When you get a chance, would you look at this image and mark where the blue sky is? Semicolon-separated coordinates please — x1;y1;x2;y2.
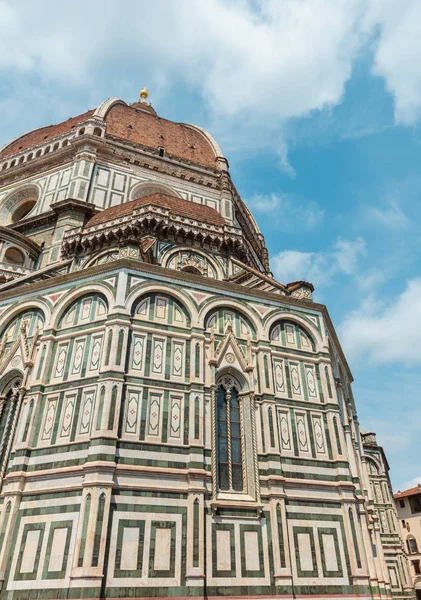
1;0;420;491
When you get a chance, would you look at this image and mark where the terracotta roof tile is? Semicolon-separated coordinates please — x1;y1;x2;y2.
0;109;95;159
105;104;217;168
85;193;226;228
395;485;421;499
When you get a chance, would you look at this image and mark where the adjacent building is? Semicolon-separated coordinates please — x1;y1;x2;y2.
395;486;421;598
0;90;413;599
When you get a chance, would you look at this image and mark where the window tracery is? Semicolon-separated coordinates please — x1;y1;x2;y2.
216;375;244;492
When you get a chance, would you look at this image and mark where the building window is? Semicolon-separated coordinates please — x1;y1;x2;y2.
410;494;421;514
413;560;421;575
216;377;243;492
402;520;406;528
407;536;418;554
400;498;405;508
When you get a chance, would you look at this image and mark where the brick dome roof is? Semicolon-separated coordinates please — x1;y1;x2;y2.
0;98;223;169
0;110;95;160
105;103;219;168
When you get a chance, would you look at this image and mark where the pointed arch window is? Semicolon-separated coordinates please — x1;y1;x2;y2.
217;376;244;492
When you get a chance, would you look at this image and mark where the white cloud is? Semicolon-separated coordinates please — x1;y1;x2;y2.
366;201;411;229
271;236;366;286
0;0;368;145
367;0;421;125
246;193;324;230
0;0;421;159
340;278;421;365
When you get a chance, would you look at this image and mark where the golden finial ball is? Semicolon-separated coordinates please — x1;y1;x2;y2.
140;88;149;100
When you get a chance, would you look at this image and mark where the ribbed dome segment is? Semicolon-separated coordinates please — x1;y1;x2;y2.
105;104;218;168
0;109;95;159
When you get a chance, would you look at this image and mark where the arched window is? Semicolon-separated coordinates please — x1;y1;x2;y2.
216;375;244;492
3;247;25;266
0;376;22;480
349;508;362;568
78;494;91;567
268;406;275;448
10;199;36;223
263;355;270;388
333;416;342;455
195;342;201;378
92;493;106;567
193;498;200;567
325;366;333;398
407;536;418;554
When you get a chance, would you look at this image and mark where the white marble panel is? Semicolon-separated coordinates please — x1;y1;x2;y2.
154;527;171;571
216;529;231;571
48;527;67;572
20;530;40;573
244;531;259;571
121;527;139;570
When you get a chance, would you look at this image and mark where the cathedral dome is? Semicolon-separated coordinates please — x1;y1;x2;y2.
0;97;224;170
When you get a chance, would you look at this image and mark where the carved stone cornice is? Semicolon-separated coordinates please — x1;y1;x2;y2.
61;204;250;263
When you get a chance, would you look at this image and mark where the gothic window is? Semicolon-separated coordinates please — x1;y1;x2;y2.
349;508;362;568
325;366;333;398
263;355;270;388
108;386;118;430
270;320;315;352
105;330;113;366
333;416;342;455
78;494;91;567
195;342;201;378
216;376;244;492
268;407;275;448
92;493;106;567
0;378;22;472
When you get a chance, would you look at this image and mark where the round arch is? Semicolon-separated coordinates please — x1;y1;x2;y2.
0;300;49;337
264;311;324;351
366;455;382;475
50;285;113;329
160;246;224;280
81;249;120;269
199;298;261;338
130;181;181;201
3;246;25;266
126;282;198;324
0;185;40;225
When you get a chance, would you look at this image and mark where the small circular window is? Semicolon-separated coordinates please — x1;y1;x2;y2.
4;247;25;266
10;199;36;223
